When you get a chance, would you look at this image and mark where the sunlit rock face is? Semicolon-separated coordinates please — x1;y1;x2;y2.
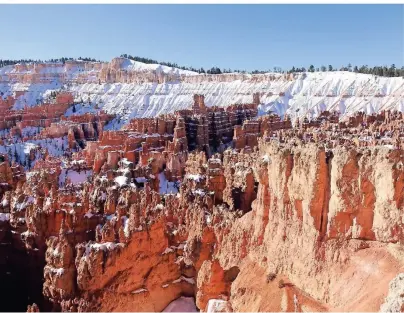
0;58;403;312
3;138;403;312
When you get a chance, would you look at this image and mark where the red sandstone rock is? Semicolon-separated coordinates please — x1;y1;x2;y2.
0;87;403;313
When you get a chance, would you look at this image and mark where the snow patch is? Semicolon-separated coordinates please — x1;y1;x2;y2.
380;273;404;312
65;170;92;185
14;196;34;211
131;288;148;294
185;174;204;182
0;213;10;222
83;242;125;259
122;216;130;238
47;266;65;277
84;211;94;219
159;172;179;195
207;299;227;313
114;175;129;187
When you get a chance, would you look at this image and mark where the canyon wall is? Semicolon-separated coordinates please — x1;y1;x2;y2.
0;58;403;312
0;137;402;312
1;58;403;127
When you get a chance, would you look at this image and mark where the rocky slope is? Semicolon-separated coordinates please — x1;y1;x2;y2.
0;58;403;312
1;57;403;130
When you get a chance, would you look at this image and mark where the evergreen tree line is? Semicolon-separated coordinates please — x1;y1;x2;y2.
0;57;100;67
288;63;403;77
1;55;403;78
121;55;403;78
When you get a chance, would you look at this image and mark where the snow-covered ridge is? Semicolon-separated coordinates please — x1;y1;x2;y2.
0;58;403;128
119;58;198;76
0;57;199;77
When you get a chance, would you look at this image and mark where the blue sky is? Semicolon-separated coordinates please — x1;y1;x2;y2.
0;4;403;71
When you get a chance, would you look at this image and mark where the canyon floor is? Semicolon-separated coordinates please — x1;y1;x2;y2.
0;58;403;312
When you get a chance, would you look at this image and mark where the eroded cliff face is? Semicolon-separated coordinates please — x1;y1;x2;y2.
1;139;402;312
212;143;404;312
1;58;404;124
0;83;402;312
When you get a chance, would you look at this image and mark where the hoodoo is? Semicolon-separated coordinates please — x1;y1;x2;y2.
0;58;402;312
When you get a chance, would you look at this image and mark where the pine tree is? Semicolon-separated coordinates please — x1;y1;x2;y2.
390;64;396;77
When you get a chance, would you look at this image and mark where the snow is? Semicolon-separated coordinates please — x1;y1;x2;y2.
135;177;147;183
120;158;133;167
205;214;212;225
114;175;129;187
71;160;86;165
31;137;68;156
380;273;404;312
2;65;403;131
46;266;65;277
72;72;404;125
66;170;92;185
262;154;271;163
84;211;94;219
14;196;34;211
193;189;206;196
153;203;164;211
21;230;36;237
210;158;221;164
88;242;123;251
21;126;42;138
185;174;204;182
294;294;299;312
26;171;38;180
0;136;70;169
0;213;10;222
131;288;148;294
162;297;198;312
122;216;130;237
59;169;92;186
117;58;198;76
159;172;179;195
52;247;60;257
44;197;52;206
100;191;107;201
83;242;125;260
64;102;100;117
206;299;227;313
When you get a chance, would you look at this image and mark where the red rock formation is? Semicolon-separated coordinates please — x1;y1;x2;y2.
0;88;402;313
